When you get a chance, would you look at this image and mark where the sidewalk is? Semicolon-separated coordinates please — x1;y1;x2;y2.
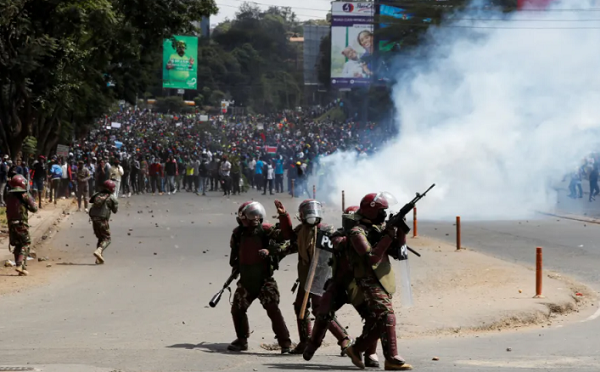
1;198;77;264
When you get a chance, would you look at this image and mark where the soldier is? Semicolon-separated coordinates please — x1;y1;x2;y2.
5;175;38;276
228;200;293;353
76;160;91;212
302;206;380;367
344;192;412;371
277;199;351;355
89;180;119;265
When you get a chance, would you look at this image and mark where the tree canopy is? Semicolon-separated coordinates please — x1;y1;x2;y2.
0;0;217;157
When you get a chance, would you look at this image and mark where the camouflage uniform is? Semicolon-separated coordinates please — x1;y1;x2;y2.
5;192;38;273
345;220;411;370
89;191;118;256
228;215;292;351
279;221;350;354
303;231;378;363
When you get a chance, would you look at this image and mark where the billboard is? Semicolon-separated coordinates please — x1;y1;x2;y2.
330;2;374;89
374;4;432;83
162;35;198;90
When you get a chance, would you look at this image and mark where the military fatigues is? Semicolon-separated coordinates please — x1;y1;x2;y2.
279;221;350;354
345;221;411;370
89;192;118;258
228;217;292;351
5;192;38;274
304;231;378;363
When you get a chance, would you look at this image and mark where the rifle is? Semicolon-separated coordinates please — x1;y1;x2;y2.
386;184;436;256
209;267;239;308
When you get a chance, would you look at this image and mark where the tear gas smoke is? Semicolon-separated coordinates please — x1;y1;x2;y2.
324;0;600;220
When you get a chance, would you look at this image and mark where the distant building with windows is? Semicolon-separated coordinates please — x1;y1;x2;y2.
303;25;329;106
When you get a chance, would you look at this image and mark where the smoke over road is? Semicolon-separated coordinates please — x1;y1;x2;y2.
324;0;600;219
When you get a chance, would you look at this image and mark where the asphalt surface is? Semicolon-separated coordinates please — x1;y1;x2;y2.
1;190;600;372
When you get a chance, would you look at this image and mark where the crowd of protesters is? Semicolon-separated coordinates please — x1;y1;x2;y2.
0;101;397;209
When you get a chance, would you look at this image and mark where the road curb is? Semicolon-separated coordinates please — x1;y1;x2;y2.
536;210;600;225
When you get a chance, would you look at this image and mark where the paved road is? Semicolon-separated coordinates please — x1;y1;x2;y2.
1;191;600;372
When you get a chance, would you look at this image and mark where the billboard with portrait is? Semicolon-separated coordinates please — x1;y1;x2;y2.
162;35;198;90
330;2;374;89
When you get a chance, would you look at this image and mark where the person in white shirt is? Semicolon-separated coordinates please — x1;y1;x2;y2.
248;158;256;189
219;156;232;196
109;159;124;198
60;159;69;199
263;161;275;196
341;47;366;78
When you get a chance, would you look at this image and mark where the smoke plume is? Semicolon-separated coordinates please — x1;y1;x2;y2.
324;0;600;219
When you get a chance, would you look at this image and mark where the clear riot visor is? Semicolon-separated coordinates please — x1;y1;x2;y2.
301;200;323;220
241;202;266;221
374;191;398;207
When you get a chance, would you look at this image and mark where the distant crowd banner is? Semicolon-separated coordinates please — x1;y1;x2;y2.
56;144;69;158
330;2;374;89
162;35;198;90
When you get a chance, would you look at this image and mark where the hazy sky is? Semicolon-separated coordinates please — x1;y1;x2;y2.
212;0;330;25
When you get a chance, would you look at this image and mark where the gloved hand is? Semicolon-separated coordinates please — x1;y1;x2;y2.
258;249;269;258
274;200;286;214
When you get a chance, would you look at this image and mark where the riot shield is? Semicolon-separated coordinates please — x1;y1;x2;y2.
304;226;335;296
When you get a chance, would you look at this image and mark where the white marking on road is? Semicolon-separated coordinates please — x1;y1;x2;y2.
581;305;600;322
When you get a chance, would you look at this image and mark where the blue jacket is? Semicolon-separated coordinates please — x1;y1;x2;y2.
50;164;63;179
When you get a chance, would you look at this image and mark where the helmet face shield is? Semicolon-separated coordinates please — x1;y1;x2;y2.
299;200;323;223
239;202;266;222
373;191;398;207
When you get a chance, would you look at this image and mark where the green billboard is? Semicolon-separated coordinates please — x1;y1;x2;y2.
162;35;198;90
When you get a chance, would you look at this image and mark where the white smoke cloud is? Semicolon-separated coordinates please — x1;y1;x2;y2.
324;0;600;219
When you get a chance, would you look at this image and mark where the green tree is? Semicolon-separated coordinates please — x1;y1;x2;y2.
0;0;218;157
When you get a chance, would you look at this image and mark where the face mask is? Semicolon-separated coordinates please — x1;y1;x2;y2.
374;210;387;224
305;217;317;225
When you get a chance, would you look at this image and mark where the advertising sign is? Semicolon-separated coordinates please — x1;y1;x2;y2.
162;35;198;90
330;2;374;89
56;144;70;158
374;4;431;83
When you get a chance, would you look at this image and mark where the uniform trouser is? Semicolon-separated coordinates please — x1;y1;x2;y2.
294;287;349;348
9;222;31;268
92;219;111;252
77;182;89;209
275;174;284;193
352;276;400;362
306;279;376;356
231;278;291;348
